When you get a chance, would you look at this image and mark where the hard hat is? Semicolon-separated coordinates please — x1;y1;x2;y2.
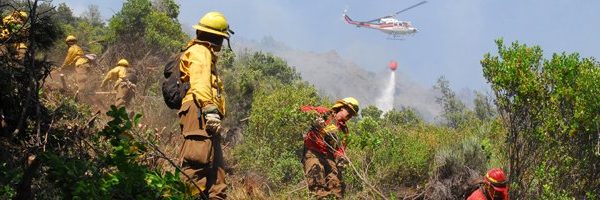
193;11;230;38
17;43;27;49
1;29;9;39
332;97;360;116
117;59;129;67
19;11;28;19
2;15;15;24
484;168;509;198
65;35;77;42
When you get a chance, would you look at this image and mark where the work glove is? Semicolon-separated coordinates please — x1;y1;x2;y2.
205;113;222;134
313;117;326;130
336;156;349;169
323;130;340;150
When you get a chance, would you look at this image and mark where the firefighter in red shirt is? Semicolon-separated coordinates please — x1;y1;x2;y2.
467;168;509;200
301;97;359;199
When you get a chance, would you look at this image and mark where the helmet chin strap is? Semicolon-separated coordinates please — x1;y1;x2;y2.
202;38;231;51
195;40;223;52
225;29;234;50
225;38;232;50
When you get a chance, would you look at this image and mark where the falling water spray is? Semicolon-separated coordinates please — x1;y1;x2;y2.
376;61;398;113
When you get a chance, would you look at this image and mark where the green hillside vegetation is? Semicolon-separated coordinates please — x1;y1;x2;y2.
1;1;599;199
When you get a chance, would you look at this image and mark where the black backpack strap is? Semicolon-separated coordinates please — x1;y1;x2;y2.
480;184;493;200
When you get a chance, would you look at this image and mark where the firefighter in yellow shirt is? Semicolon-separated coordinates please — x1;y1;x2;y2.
101;59;135;108
60;35;90;93
0;11;28;63
177;11;233;199
14;43;27;62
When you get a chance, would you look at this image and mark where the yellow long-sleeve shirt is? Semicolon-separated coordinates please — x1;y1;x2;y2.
62;44;88;68
101;66;128;90
179;40;225;116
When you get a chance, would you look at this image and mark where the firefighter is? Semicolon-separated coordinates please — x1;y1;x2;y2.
0;11;28;63
301;97;360;199
467;168;509;200
177;11;233;199
14;42;27;62
100;59;135;108
0;11;28;41
60;35;90;93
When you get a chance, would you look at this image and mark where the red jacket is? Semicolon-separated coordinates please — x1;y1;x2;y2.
467;185;508;200
466;188;487;200
301;106;348;159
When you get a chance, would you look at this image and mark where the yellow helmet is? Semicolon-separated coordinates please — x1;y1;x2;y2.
332;97;360;116
17;43;27;49
117;59;129;67
65;35;77;42
19;11;28;19
193;11;230;38
2;15;15;24
0;29;9;39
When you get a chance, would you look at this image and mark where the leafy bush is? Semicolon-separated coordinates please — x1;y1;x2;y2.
481;39;600;198
345;117;433;194
0;162;21;199
222;51;302;128
108;0;187;54
361;105;383;119
42;107;190;199
423;136;487;199
434;76;475;128
382;107;424;126
234;82;323;188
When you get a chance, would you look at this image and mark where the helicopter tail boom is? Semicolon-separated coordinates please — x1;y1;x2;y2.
343;13;361;26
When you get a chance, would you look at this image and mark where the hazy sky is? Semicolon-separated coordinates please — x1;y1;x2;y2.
55;0;600;91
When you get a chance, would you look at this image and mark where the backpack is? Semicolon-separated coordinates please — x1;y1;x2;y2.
84;53;97;63
162;53;190;109
81;46;97;65
125;68;138;84
462;181;484;199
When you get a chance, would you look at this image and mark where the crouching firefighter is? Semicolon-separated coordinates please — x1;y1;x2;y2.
100;59;136;108
301;97;360;199
467;168;509;200
162;11;233;200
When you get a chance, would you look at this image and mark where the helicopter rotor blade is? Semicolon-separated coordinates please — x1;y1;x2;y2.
364;1;427;23
365;18;383;23
392;1;427;17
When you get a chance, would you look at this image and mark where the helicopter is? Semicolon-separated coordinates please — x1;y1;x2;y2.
343;1;427;39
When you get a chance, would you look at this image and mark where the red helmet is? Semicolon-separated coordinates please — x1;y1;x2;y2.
484;168;509;200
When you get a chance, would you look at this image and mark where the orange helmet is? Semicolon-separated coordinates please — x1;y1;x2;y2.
484;168;509;200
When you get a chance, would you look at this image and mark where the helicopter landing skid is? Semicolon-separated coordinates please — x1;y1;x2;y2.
387;36;405;40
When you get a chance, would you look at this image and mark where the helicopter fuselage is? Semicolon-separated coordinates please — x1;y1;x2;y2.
347;16;418;35
342;1;426;37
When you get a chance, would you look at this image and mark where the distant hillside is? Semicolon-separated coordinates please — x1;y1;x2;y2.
233;36;441;120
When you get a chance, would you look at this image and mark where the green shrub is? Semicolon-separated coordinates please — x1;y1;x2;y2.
0;162;21;199
345;117;434;193
481;39;600;198
234;82;323;188
42;106;190;199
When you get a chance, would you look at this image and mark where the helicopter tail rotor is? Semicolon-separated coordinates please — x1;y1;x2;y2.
342;6;354;23
342;6;349;17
